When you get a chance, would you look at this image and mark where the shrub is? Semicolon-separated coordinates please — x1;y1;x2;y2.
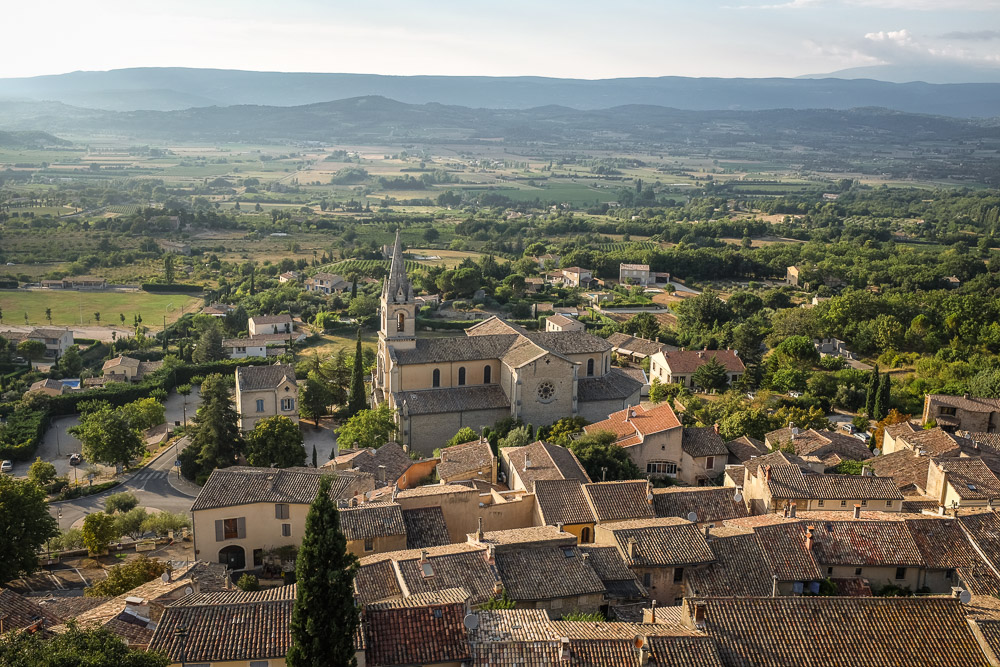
28;457;57;486
141;511;191;536
85;555;168;597
237;573;261;592
105;491;139;514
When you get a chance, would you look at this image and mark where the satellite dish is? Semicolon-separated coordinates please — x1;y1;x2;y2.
687;511;698;522
733;491;744;503
633;634;645;649
960;590;972;605
184;586;194;596
463;613;480;630
160;572;170;583
873;448;882;456
646;493;654;502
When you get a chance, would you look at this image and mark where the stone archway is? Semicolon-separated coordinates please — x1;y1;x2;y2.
219;544;245;570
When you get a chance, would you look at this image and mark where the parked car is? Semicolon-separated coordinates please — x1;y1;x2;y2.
841;423;858;434
1;460;12;473
853;432;871;443
69;453;82;466
788;391;802;398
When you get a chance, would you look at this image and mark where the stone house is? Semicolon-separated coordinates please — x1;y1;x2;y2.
248;313;294;336
235;363;298;431
619;263;651;286
437;438;496;485
649;349;745;389
923;394;1000;433
500;440;591;493
584;403;684;480
545;314;585;332
101;355;163;383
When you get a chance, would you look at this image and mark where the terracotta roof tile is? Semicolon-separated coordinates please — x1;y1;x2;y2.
687;533;775;597
0;589;61;632
934;457;1000;500
603;518;714;567
808;520;924;567
865;450;930;492
364;600;470;666
438;438;494;482
402;507;451;550
752;522;824;582
905;517;988;569
393;384;511;415
191;466;373;511
534;479;597;526
578;546;647;601
682;427;730;458
725;435;769;463
652;486;749;523
657;349;745;374
583;480;656;522
585;403;681;442
340;503;406;541
505;441;591;486
235;363;296;391
493;547;606;601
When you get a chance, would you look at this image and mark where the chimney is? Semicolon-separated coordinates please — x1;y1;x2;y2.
805;525;815;551
939;505;947;516
402;443;410;454
627;538;638;560
783;504;789;518
559;637;571;661
350;497;359;508
378;464;387;484
638;644;651;666
476;517;484;542
493;580;503;596
556;522;564;533
713;423;720;435
789;503;797;518
692;601;707;630
524;455;532;471
853;504;861;519
964;393;971;400
420;549;429;564
861;465;871;477
484;544;495;564
704;524;712;540
772;574;779;598
649;599;657;623
764;465;772;483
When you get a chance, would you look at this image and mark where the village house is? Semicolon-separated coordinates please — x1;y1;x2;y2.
222;338;269;359
606;332;677;366
619;263;651;286
248;313;294;336
3;327;75;359
340;502;408;556
304;271;351;295
101;355;163;383
202;302;234;317
324;441;435;491
582;480;656;525
436;437;496;485
25;378;68;397
532;479;597;543
363;590;471;667
584;402;685;481
373;233;643;454
234;363;299;430
190;466;375;571
532;253;561;270
544;313;585;332
923;393;1000;433
560;266;593;288
881;423;968;456
651;486;750;525
500;439;591;492
649;349;745;389
278;270;300;283
786;265;802;287
764;425;873;468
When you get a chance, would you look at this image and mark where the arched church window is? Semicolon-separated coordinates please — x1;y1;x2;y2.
484;365;492;383
458;367;466;386
397;312;405;332
587;358;595;376
432;369;440;388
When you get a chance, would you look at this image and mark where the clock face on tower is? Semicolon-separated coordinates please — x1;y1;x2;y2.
537;381;556;403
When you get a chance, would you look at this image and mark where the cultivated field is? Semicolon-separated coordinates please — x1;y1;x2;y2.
0;290;202;328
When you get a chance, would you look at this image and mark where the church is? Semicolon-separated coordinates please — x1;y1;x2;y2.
373;233;643;455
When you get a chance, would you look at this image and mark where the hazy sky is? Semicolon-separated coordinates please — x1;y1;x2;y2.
3;0;999;79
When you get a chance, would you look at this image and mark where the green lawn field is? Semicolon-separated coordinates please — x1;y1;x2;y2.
0;290;202;328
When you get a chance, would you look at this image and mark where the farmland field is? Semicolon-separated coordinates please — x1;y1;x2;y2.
0;290;202;328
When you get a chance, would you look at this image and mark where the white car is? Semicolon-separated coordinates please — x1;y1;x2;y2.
788;391;802;398
0;460;12;473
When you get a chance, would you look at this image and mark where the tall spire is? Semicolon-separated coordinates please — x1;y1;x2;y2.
382;229;412;303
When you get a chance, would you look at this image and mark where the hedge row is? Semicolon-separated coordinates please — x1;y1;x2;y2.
141;283;203;293
0;279;18;289
0;407;50;461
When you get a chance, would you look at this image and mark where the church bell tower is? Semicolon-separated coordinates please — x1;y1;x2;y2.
379;230;416;351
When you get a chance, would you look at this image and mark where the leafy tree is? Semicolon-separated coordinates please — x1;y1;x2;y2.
692;356;729;392
94;312;101;324
60;344;84;375
833;460;866;475
538;417;588;447
141;511;191;537
0;475;58;584
718;407;776;442
120;397;166;431
16;339;46;362
114;507;149;541
774;335;820;367
649;377;668;404
479;589;516;610
193;321;225;363
85;554;166;597
70;407;145;470
347;330;367;415
969;369;1000;398
184;373;244;482
164;253;175;284
82;512;119;554
0;624;169;666
872;409;910;452
287;476;360;667
45;307;52;323
237;573;261;592
499;425;532;448
622;312;660;340
105;491;139;514
336;404;396;451
568;431;641;482
445;426;479;448
299;375;332;427
771;405;831;433
865;364;880;417
246;416;306;468
27;457;57;487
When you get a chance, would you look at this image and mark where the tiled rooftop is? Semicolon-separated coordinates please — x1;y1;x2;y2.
437;438;493;482
339;502;406;541
505;440;591;486
603;517;715;567
191;466;373;511
583;480;656;522
534;479;597;526
652;486;749;524
402;506;451;549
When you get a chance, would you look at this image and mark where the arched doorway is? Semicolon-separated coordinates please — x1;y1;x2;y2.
581;527;591;543
219;545;245;570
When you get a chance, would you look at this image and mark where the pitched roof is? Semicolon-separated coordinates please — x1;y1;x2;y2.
578;546;647;601
682;427;729;458
765;427;873;463
394;385;510;415
191;466;372;511
898;427;966;456
725;435;769;463
687;533;775;597
437;438;493;482
934;457;1000;500
751;522;824;582
656;349;745;374
652;487;750;523
396;484;477;499
864;449;930;492
603;518;715;567
149;597;294;663
958;512;1000;572
646;636;726;667
576;367;644;402
506;441;591;486
585;402;682;443
808;520;924;567
339;503;406;541
905;517;990;570
103;355;140;371
333;442;414;485
606;332;674;358
534;479;596;526
0;589;61;631
493;547;606;601
359;545;501;606
583;480;656;522
235;363;296;391
364;599;470;667
928;393;1000;414
392;334;520;365
402;507;452;550
688;596;989;667
249;313;293;325
762;466;904;502
546;314;576;327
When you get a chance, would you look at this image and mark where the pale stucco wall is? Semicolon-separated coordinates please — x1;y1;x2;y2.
516;354;576;428
398;359;497;391
237;378;299;431
193;501;309;567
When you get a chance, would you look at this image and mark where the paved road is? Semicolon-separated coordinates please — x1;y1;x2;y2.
51;438;200;532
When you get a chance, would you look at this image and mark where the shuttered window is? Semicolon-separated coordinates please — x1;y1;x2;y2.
215;518;245;541
275;504;289;519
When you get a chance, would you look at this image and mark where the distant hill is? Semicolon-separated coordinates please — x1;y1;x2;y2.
800;63;1000;85
0;67;999;117
0;130;69;148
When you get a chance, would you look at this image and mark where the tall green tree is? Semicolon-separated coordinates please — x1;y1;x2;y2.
692;356;729;392
865;364;880;417
70;406;146;470
347;329;367;415
287;475;360;667
60;344;84;375
299;375;332;428
16;339;46;363
336;404;396;451
164;253;176;284
246;416;306;468
185;374;244;481
193;321;225;363
312;444;318;468
82;512;118;554
0;475;58;584
874;372;891;421
568;431;641;482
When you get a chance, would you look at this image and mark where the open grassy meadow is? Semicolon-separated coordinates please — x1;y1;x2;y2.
0;290;202;328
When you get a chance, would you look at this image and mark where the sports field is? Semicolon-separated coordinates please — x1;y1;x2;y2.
0;290;202;328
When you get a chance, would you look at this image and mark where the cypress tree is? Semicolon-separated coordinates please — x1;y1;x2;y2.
189;374;244;479
347;329;367;416
865;364;880;417
312;444;318;469
287;476;359;667
874;372;891;421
